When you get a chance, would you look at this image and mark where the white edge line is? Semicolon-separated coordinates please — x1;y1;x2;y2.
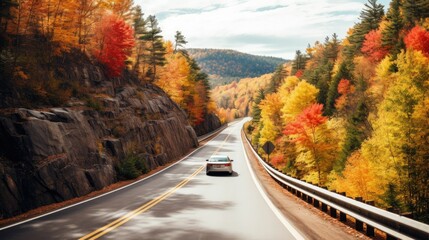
241;129;305;240
0;127;227;231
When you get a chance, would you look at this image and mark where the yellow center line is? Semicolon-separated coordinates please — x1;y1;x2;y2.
79;165;205;240
212;130;232;156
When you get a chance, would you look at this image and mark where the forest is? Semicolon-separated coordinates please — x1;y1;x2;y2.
0;0;213;127
244;0;429;222
187;48;287;86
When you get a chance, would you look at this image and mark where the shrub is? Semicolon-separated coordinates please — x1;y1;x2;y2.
117;154;148;180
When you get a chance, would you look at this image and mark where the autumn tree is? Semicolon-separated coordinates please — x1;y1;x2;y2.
284;104;335;184
108;0;134;21
93;14;135;77
141;15;166;82
404;25;429;57
259;93;282;149
156;41;212;126
345;0;384;56
359;50;429;219
0;0;18;36
281;79;319;123
76;0;102;49
362;29;389;62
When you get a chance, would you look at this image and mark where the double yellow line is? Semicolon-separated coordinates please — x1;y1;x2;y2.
79;165;205;240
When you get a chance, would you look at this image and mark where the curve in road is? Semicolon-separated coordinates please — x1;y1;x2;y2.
0;119;304;240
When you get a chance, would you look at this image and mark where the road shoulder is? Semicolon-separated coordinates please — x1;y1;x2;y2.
241;130;371;240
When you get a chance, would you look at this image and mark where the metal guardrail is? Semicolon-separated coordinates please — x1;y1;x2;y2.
242;128;429;240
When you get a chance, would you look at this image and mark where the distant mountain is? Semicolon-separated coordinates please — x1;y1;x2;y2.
187;48;289;86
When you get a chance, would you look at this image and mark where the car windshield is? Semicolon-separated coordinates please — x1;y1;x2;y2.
209;156;229;162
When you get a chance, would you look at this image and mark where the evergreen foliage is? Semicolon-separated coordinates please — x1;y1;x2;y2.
382;0;404;57
117;154;148;180
325;62;351;116
266;64;288;93
141;15;166;82
251;89;265;123
174;31;187;52
402;0;429;26
345;0;385;57
291;50;306;75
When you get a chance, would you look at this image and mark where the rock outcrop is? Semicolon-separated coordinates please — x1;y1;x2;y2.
193;113;222;137
0;52;199;219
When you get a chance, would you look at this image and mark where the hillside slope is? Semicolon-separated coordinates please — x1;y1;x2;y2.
0;51;200;219
187;48;288;86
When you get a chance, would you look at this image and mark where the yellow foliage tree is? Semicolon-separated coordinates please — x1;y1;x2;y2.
281;80;319;124
258;93;282;149
358;50;429;213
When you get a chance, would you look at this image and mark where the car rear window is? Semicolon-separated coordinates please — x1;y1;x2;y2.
209;156;228;162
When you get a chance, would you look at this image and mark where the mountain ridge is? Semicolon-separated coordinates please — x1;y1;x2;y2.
187;48;289;86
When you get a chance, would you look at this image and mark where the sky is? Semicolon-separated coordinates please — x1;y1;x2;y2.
134;0;391;59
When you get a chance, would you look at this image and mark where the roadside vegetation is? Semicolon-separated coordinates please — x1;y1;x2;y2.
243;0;429;222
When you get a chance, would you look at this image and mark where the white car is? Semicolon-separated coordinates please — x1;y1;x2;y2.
206;155;234;175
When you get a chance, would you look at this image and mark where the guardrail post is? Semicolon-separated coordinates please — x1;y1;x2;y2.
321;203;328;212
313;199;320;208
365;201;375;236
386;234;398;240
301;193;307;201
339;192;347;222
307;196;313;204
355;197;364;231
330;206;337;218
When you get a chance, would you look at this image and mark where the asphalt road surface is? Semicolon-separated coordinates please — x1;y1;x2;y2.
0;119;305;240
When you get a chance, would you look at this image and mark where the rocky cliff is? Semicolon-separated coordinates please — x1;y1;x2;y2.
193;113;222;137
0;52;199;219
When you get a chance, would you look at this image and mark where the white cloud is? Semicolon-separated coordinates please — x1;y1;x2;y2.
135;0;390;59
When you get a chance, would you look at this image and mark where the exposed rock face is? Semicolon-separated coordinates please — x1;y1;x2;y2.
193;113;222;136
0;55;199;219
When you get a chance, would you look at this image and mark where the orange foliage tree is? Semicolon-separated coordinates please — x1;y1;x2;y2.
335;79;351;110
93;14;134;77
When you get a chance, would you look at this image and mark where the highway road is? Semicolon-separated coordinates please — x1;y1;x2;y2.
0;119;305;240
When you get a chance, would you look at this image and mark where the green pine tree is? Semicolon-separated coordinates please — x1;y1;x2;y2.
403;0;429;26
141;15;166;82
382;0;404;57
132;6;147;73
174;31;188;52
345;0;385;57
267;64;287;93
335;101;368;172
325;62;351;116
291;50;306;75
251;89;265;123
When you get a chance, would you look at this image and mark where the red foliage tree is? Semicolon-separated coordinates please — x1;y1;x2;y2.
94;14;135;77
270;154;285;167
361;29;389;62
295;69;303;78
404;26;429;57
283;103;327;144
